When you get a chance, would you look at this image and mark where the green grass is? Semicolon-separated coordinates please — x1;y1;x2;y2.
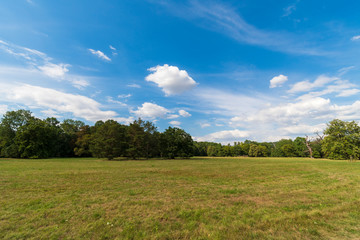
1;157;360;239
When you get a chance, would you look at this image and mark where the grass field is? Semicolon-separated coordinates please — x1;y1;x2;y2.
1;157;360;239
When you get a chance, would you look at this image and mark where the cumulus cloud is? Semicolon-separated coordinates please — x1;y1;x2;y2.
194;129;250;143
146;64;197;96
270;74;288;88
351;35;360;41
288;75;338;94
88;49;111;61
179;109;191;117
131;102;170;120
0;83;121;122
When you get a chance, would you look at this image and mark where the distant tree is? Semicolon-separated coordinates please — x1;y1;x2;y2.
293;137;308;157
60;119;85;157
15;118;56;158
90;120;127;160
127;119;146;159
322;119;360;160
74;125;92;157
271;139;294;157
248;144;267;157
161;127;194;159
0;110;34;158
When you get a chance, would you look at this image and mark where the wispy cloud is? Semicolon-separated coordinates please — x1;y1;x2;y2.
153;0;322;55
351;35;360;41
127;83;141;88
0;40;91;89
88;49;111;61
109;45;118;56
282;0;300;17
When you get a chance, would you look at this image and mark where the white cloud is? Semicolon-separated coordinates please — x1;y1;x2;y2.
280;123;326;135
167;114;179;119
41;109;62;118
270;74;288;88
109;45;116;51
131;102;170;120
106;96;127;107
0;40;90;89
179;109;191;117
200;123;211;128
146;64;197;96
296;80;357;100
169;120;181;126
127;83;141;88
118;94;132;98
283;3;297;17
351;35;360;41
0;104;8;115
195;88;271;116
88;49;111;61
288;75;338;94
195;129;250;143
68;77;90;90
244;97;332;124
38;63;70;78
336;89;360;97
0;82;119;122
338;66;355;76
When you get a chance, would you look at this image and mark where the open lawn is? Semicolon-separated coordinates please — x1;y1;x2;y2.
1;157;360;239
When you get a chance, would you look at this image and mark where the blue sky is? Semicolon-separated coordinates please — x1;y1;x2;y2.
1;0;360;143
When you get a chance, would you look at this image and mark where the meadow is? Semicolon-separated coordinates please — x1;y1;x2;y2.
1;157;360;239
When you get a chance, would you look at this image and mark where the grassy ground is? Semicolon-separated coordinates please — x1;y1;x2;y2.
1;157;360;239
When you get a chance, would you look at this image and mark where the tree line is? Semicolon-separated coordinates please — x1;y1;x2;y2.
0;110;358;160
0;110;194;159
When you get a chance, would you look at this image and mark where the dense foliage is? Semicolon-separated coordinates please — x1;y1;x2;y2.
0;110;358;160
0;110;194;159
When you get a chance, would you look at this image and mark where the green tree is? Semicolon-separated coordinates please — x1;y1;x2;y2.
0;110;34;157
74;125;92;157
60;119;85;157
161;127;194;159
322;119;360;160
90;120;127;160
248;144;267;157
293;137;308;157
15;118;56;158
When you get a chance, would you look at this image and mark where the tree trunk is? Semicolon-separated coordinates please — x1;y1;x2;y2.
305;136;313;158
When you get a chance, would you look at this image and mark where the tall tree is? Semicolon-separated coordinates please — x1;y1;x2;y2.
0;110;34;158
322;119;360;160
90;120;127;160
15;118;57;158
161;127;194;159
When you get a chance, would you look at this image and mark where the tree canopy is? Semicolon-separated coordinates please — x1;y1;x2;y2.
0;109;359;160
